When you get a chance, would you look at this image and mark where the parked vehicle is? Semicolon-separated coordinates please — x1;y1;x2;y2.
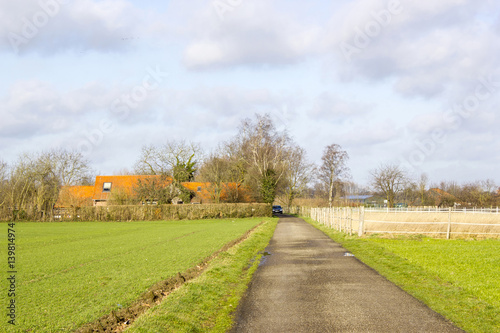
272;205;283;214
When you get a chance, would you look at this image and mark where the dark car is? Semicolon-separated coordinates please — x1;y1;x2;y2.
272;205;283;214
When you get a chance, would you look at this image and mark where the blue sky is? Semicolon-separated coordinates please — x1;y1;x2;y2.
1;0;500;187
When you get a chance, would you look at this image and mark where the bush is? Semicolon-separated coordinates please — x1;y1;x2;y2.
53;203;271;222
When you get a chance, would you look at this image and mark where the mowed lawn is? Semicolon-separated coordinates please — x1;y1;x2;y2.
307;217;500;333
1;218;266;332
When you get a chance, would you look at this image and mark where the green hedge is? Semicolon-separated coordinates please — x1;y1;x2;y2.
51;203;271;222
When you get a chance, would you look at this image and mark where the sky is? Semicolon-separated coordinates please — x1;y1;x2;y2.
1;0;500;187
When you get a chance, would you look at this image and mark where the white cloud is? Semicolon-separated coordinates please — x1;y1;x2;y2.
344;121;402;146
0;0;150;54
309;92;372;121
0;80;106;138
331;0;500;98
0;78;169;142
183;1;321;69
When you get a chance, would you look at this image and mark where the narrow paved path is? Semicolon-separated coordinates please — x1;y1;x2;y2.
230;216;463;333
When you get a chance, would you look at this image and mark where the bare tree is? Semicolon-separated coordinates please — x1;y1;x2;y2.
456;180;497;207
197;152;231;203
51;149;92;186
418;173;428;206
282;145;315;208
133;175;179;205
479;179;496;206
134;144;164;175
401;178;418;206
228;114;292;204
318;144;350;207
370;163;408;208
6;157;33;214
0;160;8;208
439;180;461;197
2;149;93;220
134;140;202;182
114;168;133;175
343;181;371;196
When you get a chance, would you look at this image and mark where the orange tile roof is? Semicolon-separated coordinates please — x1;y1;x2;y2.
56;186;94;208
57;175;255;206
181;182;252;202
93;175;173;201
429;188;455;198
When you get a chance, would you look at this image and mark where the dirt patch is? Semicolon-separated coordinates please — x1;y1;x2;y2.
75;222;264;333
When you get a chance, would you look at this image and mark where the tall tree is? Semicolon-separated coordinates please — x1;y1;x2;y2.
228;114;292;204
282;145;315;208
479;179;496;206
172;154;197;182
51;149;93;186
134;140;202;182
133;175;179;205
401;178;418;206
0;160;8;208
418;173;428;205
370;163;408;208
1;149;92;219
197;151;233;203
318;144;350;207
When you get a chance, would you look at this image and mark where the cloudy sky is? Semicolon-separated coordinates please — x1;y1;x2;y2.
1;0;500;186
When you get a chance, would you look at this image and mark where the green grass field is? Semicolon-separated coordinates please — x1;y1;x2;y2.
127;217;278;332
305;217;500;333
1;218;271;332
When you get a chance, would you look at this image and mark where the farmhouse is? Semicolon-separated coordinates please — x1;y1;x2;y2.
57;175;252;207
427;188;461;207
93;175;173;206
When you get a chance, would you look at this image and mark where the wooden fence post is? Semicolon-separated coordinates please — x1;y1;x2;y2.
329;207;332;228
446;207;452;240
335;207;338;231
358;206;365;237
340;208;344;232
349;208;353;236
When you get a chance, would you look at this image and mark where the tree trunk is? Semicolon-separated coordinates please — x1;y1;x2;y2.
328;180;334;207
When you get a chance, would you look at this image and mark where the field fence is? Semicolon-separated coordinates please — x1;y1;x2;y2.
364;206;500;214
289;206;500;239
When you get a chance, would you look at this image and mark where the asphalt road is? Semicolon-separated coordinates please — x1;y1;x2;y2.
230;215;464;333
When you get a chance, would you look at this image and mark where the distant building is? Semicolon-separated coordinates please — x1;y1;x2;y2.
341;195;373;204
427;188;460;207
57;175;253;207
93;175;172;206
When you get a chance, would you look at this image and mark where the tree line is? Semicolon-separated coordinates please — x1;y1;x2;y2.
1;113;499;220
369;164;499;208
0;149;93;220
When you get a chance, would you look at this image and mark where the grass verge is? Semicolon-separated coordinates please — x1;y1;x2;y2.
303;216;500;333
126;218;278;332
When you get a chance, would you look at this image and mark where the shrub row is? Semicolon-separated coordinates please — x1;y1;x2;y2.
50;203;272;222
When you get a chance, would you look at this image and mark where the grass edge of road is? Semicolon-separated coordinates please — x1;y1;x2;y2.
125;218;278;333
303;216;499;333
